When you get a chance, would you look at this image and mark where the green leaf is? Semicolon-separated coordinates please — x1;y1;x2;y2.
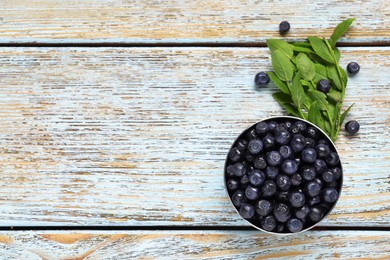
327;89;342;103
314;63;327;79
280;103;301;117
268;71;290;94
291;72;305;108
334;47;341;62
308;36;334;63
329;18;355;48
292;42;311;48
296;53;316;81
327;64;343;91
308;101;325;131
340;103;354;125
339;65;348;88
272;91;293;104
266;39;294;59
271;49;295;81
307;89;328;110
292;45;314;53
301;79;314;90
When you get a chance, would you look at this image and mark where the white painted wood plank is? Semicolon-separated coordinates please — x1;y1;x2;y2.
0;230;389;259
0;0;388;44
0;47;389;226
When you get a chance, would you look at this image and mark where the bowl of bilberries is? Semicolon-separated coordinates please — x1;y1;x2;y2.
224;18;361;234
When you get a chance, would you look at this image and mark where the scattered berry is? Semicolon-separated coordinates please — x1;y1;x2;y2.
316;79;331;93
279;21;290;34
345;120;360;134
347;62;360;74
254;72;270;87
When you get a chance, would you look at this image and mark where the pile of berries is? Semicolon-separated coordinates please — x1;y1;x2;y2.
225;117;342;233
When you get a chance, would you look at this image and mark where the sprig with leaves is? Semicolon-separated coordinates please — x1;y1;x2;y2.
267;18;355;141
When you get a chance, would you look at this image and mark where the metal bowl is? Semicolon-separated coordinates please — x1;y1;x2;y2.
224;116;343;234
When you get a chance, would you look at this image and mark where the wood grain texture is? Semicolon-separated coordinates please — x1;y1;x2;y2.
0;0;389;44
0;47;389;226
0;230;389;259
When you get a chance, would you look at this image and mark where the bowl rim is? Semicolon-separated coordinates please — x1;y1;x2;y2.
223;115;343;235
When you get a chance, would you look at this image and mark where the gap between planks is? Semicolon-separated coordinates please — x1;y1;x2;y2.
1;226;390;232
0;42;389;48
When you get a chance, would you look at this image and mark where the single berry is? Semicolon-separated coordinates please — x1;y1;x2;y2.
285;121;293;129
231;162;247;177
287;218;303;233
265;166;279;180
309;206;325;222
253;155;267;170
279;145;294;159
289;191;306;208
279;21;290;34
308;196;321;206
275;130;291;145
262;180;277;197
330;167;342;180
247;129;258;139
255;199;273;216
345;120;360;134
304;180;322;197
293;121;307;132
281;159;298;175
267;121;278;133
323;187;339;203
260;215;277;231
316;144;331;158
290;126;300;134
302;165;316;181
266;150;283;166
248;139;264;155
322;170;335;183
314;159;328;174
318;139;329;145
229;147;242;162
291;174;303;186
245;185;260;200
306;127;319;140
254;72;270;87
231;190;247;207
226;179;239;191
301;148;317;163
237;139;248;150
226;165;235;178
240;174;250;186
276;174;292;191
239;203;255;219
249;170;265;187
255;121;269;135
290;134;306;152
273;203;291;222
276;123;288;132
326;152;340;166
295;205;310;220
262;134;275;150
347;62;360;74
305;137;315;148
316;79;331;93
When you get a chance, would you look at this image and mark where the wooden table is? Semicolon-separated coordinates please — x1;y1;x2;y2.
0;1;389;258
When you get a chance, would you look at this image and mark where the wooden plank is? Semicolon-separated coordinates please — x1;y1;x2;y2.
0;0;388;44
0;47;389;226
0;230;389;259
